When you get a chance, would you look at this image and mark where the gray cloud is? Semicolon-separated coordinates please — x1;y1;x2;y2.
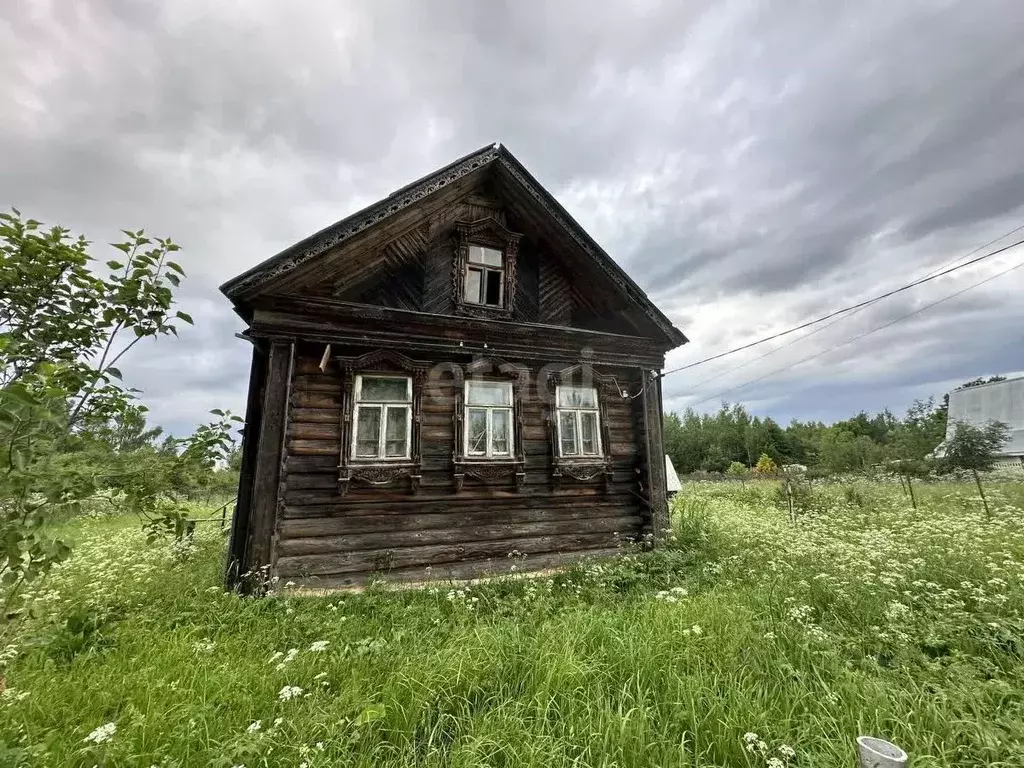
2;0;1024;435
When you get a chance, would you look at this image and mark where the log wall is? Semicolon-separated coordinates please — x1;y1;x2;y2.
274;346;647;587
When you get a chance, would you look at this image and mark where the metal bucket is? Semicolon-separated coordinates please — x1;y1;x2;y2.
857;736;908;768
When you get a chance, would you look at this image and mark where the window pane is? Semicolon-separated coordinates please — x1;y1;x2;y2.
491;409;511;455
468;246;503;267
467;408;488;455
384;407;408;458
580;411;599;455
558;386;597;408
464;267;482;304
467;380;511;406
559;411;578;456
484;269;502;306
360;376;409;402
355;406;381;457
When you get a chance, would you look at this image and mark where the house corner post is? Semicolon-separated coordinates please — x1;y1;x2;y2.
243;339;294;589
641;369;670;545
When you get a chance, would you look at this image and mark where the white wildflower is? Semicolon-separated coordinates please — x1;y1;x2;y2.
84;722;117;744
309;640;329;652
278;685;304;701
778;744;795;758
247;720;262;733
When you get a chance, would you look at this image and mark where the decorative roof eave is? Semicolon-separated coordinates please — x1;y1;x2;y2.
220;143;687;349
220;143;501;300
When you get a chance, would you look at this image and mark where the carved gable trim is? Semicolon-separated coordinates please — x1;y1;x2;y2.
223;145;502;299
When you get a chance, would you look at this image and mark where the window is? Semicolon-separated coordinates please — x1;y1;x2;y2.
465;380;513;458
352;375;412;460
463;246;504;307
556;385;602;457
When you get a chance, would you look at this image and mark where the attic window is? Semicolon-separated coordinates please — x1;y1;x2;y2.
464;246;504;307
453;219;521;319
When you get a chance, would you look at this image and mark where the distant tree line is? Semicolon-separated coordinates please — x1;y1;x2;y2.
663;376;1008;476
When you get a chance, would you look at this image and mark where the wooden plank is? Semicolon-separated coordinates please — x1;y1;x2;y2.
286;473;338;490
278;515;640;556
291;391;342;409
281;495;637;518
250;301;668;369
276;531;629;577
247;340;294;574
284;485;638;507
285;454;338;473
281;505;639;537
289;407;340;424
288;422;340;441
289;547;624;589
288;438;341;456
291;375;342;393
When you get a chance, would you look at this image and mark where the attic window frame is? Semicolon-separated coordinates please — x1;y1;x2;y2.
463;246;505;308
452;218;521;320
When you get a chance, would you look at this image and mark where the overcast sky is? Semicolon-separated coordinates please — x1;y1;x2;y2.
3;0;1024;435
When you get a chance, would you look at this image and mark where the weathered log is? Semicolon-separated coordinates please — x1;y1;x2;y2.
277;531;629;576
281;505;638;537
278;515;639;556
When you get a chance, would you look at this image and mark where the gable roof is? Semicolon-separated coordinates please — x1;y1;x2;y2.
220;143;687;348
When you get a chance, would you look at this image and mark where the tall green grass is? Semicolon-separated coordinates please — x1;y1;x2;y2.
1;480;1023;767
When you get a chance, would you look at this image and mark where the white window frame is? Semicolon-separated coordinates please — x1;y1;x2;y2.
464;379;514;459
464;245;505;308
555;385;602;458
351;374;413;461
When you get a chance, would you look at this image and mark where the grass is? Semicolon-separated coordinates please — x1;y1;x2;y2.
1;480;1024;767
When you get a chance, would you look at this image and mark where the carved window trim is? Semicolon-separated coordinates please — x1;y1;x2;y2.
350;374;413;461
463;380;515;459
452;218;521;320
545;363;617;492
453;356;528;492
335;350;430;497
554;385;603;458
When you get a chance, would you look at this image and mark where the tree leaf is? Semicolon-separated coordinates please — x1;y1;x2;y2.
175;311;194;325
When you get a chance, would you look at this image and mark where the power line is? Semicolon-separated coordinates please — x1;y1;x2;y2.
683;223;1024;391
918;221;1024;280
660;229;1024;378
681;257;1024;409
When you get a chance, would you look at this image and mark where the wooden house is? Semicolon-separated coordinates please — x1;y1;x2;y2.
220;143;687;590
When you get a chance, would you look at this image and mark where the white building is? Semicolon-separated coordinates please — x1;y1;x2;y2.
937;376;1024;471
665;455;682;496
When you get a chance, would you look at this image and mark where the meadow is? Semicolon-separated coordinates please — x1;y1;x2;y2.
1;479;1023;767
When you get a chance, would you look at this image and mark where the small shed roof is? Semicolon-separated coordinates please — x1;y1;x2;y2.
665;455;682;493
